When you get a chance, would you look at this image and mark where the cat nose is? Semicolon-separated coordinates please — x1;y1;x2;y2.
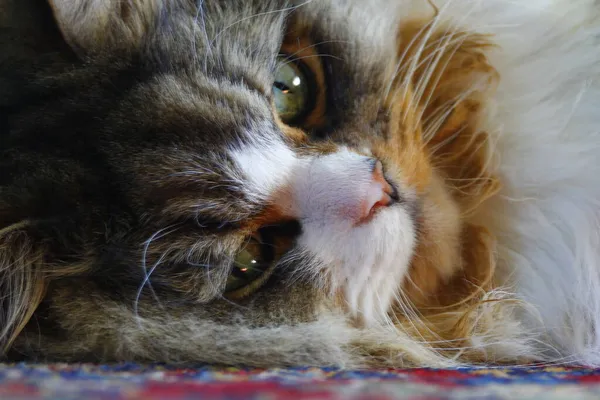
361;159;397;223
288;150;400;226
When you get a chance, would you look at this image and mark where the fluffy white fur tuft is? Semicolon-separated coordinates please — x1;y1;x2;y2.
433;0;600;365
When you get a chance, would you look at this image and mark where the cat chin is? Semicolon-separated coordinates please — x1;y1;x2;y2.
298;203;416;326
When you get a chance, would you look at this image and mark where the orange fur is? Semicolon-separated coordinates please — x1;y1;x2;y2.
376;18;507;362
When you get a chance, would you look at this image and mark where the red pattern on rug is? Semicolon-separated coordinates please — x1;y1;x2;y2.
1;364;600;399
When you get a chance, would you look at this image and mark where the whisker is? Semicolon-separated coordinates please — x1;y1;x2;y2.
134;251;168;327
383;18;435;102
277;53;343;69
279;40;351;61
395;0;456;116
136;225;181;321
209;0;315;50
421;85;479;143
191;0;212;71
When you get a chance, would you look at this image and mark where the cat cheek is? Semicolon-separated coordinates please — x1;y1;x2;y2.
296;206;417;326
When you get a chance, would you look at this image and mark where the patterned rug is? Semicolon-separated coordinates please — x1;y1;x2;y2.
1;363;600;399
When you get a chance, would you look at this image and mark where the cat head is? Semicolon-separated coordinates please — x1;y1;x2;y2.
1;0;502;365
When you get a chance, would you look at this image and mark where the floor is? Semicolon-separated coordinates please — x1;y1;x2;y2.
1;363;600;399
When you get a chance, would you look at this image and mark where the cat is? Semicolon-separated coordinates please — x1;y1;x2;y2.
1;0;600;368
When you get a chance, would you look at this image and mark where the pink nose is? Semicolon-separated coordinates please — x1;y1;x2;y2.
283;152;399;226
358;160;396;224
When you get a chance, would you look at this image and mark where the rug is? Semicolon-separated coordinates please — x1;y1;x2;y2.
1;364;600;400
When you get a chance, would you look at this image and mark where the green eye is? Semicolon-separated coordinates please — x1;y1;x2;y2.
224;235;275;297
273;57;312;123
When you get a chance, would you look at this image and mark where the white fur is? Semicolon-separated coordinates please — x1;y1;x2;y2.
427;0;600;365
229;126;301;202
230;135;417;328
289;149;417;326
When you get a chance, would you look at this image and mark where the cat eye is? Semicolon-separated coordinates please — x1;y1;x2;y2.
224;221;301;298
224;233;277;297
273;57;315;124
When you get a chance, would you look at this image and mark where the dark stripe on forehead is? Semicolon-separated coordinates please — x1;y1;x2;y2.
150;1;291;90
4;59;155;154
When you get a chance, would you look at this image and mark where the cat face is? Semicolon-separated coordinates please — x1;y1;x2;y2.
1;0;499;365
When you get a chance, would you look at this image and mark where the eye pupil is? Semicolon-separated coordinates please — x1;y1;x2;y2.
273;81;290;92
225;236;273;294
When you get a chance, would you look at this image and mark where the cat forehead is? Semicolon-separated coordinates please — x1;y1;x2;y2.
91;0;404;219
118;74;302;217
151;1;398;80
137;1;402;197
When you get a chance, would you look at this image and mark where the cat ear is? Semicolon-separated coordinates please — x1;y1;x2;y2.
0;221;47;355
47;0;161;53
